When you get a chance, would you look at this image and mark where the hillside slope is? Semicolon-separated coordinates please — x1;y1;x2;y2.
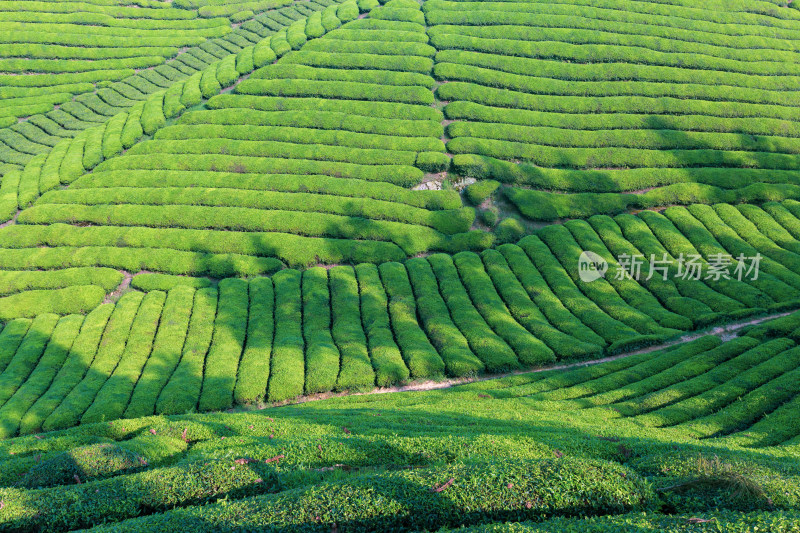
0;312;799;530
0;1;799;529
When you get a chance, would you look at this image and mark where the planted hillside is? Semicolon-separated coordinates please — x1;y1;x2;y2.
421;0;800;219
0;202;799;433
0;0;488;287
0;0;356;170
0;0;799;530
0;312;799;530
0;0;363;218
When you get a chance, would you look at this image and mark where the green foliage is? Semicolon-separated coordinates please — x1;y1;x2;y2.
406;257;485;376
305;12;326;39
121;101;145;149
0;169;19;222
43;293;144;431
495;217;525;244
0;314;58;407
429;253;519;372
337;0;360;22
198;279;248;412
330;266;375;391
379;261;446;378
356;263;411;386
199;63;222;99
481;249;603;361
416;151;451;173
101;113;126;160
268;269;305;402
0;286;105;321
0;315;83;438
125;287;194;419
19;442;146;489
302;268;340;394
287;19;308;49
17;459;651;532
517;235;640;348
157;288;217;415
181;104;444;140
163;81;187;119
270;31;292;56
197;0;291;18
235;47;255;76
1;307;800;530
81;167;458;210
357;0;380;11
81;126;105;170
230;10;254;23
39;141;68;193
215;55;239;88
497;242;606;348
465;179;499;205
253;40;277;68
131;273;213;292
18;153;45;208
140;93;167;136
19;304;113;435
481;207;498;227
232;278;274;403
82;291;166;423
454;252;554;366
238;78;435;105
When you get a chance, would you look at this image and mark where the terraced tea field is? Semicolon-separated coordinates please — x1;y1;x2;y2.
0;0;799;530
2;313;800;531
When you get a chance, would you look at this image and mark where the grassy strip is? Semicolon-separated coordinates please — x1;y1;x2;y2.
406;257;485;376
637;342;800;427
199;280;248;412
18;304;113;435
302;268;340;394
124;287;195;418
379;262;446;378
0;314;59;409
74;459;652;533
157;288;218;415
82;292;167;423
481;249;603;360
517;236;644;349
356;264;410;386
331;266;375;391
233;278;275;403
428;254;519;372
267;269;305;402
454;252;555;367
0;315;83;438
42;293;144;431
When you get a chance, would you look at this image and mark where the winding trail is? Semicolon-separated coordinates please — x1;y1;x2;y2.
251;309;797;409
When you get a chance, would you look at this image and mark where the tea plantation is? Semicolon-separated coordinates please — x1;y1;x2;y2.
0;0;799;530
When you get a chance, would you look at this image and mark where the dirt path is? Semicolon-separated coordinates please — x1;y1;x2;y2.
259;309;795;408
0;210;20;229
103;271;133;304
